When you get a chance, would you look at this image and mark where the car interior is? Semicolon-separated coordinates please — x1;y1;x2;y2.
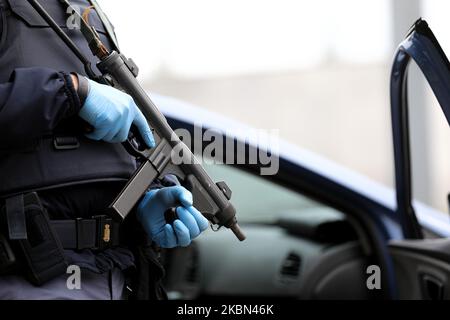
162;164;378;299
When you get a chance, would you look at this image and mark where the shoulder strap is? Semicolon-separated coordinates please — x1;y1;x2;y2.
88;0;121;52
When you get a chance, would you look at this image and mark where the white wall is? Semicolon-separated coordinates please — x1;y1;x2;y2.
100;0;391;78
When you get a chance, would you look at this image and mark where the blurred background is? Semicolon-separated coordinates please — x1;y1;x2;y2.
100;0;450;214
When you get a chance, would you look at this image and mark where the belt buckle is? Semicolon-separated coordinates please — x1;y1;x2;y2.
93;215;113;250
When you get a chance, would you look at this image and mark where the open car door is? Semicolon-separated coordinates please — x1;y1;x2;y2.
389;18;450;300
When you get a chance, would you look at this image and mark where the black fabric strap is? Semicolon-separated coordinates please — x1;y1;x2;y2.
5;195;27;240
88;0;120;52
50;216;120;250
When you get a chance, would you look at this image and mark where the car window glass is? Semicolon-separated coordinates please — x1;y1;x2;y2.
203;163;343;223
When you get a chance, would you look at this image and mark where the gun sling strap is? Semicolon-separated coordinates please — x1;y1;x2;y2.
87;0;120;52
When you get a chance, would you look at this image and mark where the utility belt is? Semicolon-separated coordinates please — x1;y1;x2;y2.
0;192;122;286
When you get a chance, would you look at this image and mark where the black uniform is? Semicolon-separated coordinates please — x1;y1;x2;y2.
0;0;166;299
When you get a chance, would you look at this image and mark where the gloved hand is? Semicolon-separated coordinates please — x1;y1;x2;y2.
137;186;209;248
79;79;155;147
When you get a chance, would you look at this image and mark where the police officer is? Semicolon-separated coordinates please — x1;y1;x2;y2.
0;0;208;299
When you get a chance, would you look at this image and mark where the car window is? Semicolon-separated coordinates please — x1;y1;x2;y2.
203;163;343;223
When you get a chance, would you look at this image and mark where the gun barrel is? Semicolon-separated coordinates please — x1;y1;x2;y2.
231;224;246;241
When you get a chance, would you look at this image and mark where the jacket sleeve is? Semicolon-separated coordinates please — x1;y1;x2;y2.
0;67;82;149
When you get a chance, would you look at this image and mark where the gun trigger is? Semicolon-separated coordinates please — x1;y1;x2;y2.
164;208;179;225
216;181;232;200
122;138;147;159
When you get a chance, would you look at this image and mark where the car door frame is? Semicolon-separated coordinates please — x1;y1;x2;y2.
390;18;450;240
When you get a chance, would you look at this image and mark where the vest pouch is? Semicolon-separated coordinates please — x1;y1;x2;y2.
1;192;68;286
6;0;108;28
0;135;137;198
0;0;111;80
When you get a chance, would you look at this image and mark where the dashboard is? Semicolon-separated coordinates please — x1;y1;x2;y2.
163;212;373;299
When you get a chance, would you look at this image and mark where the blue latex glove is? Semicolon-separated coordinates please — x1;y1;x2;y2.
79;79;155;147
137;186;209;248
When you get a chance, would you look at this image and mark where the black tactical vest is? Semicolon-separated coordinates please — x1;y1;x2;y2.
0;0;136;197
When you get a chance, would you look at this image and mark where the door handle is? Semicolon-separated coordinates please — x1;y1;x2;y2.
420;273;445;300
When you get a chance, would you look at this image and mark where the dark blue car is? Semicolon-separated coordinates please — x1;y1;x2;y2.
154;19;450;300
